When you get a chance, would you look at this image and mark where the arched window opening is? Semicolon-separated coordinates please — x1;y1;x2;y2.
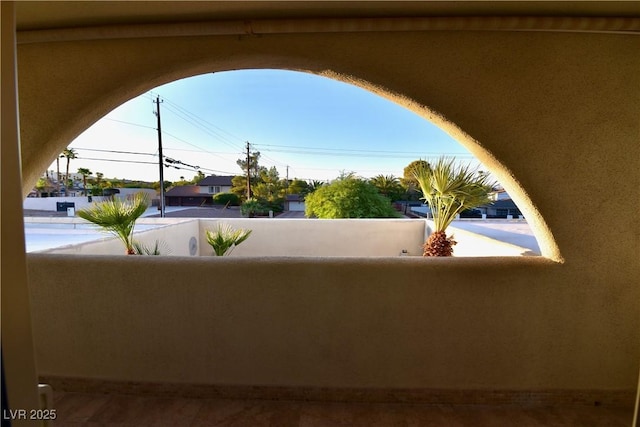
24;69;557;260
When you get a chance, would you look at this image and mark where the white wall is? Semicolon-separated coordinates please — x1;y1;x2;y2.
34;218;537;257
199;218;426;257
37;219;199;256
23;188;157;212
24;196;109;212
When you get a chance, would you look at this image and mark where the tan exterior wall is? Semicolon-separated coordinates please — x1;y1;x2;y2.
27;253;637;393
10;11;640;396
1;2;40;419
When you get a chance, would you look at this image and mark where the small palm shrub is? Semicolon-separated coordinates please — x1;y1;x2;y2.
205;223;252;256
77;193;150;255
413;157;495;256
240;199;267;217
132;239;170;256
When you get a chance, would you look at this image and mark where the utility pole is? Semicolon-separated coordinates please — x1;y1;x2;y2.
154;95;165;217
246;141;252;199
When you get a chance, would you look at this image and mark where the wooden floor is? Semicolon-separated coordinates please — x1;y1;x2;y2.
52;391;634;427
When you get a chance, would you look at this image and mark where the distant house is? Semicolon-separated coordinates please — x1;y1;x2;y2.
164;175;234;206
481;199;522;218
284;194;305;212
488;188;511;202
477;189;523;218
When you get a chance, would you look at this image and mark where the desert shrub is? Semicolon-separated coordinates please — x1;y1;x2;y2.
213;192;240;206
304;178;400;218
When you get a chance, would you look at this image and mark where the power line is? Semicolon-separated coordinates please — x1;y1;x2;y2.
93;117;242;162
78;157;159;166
256;147;476;160
253;142;447;155
161;129;238;162
74;148;238;176
153;92;246;148
161;147;237;155
156;97;245;152
146;91;306;174
72;147;156;157
103;117;156;131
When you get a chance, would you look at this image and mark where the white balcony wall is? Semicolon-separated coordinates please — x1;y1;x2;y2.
38;219;199;256
198;219;426;257
33;218;536;257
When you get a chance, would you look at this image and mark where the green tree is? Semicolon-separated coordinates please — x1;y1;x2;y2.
306;180;325;194
231;175;248;199
35;177;48;197
236;150;266;198
402;159;431;201
212;192;240;206
61;147;77;193
191;171;205;184
287;179;309;196
171;176;191;187
233;154;286;213
77;167;92;195
369;174;404;201
56;155;62;195
253;166;285;202
91;172;105;195
305;177;400;219
152;180;172;192
413;157;495;256
77;193;150;255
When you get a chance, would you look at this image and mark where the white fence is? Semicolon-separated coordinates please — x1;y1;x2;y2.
24;189;158;212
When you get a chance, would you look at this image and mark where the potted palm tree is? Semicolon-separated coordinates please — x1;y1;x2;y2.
77;192;150;255
413;157;495;256
205;223;252;256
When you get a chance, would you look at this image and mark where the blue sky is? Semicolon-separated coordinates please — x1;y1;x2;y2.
51;69;479;183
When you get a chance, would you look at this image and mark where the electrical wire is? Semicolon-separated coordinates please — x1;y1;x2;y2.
78;157;159;166
71;147;156;157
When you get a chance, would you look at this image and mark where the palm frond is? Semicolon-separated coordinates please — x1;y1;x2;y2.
77;193;150;254
132;239;170;256
205;223;252;256
413;157;495;233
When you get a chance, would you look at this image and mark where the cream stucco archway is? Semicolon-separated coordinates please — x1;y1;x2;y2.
5;2;639;417
19;44;565;260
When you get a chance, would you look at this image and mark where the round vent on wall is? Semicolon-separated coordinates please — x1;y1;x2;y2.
189;237;198;256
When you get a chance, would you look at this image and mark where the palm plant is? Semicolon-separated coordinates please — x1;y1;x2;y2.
77;167;92;195
307;180;325;193
413;157;495;256
61;148;77;192
132;239;169;256
369;174;404;201
205;223;252;256
77;193;150;255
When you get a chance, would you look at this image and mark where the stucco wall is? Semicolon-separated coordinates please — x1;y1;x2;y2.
27;254;637;394
24;196;109;212
34;218;531;257
13;17;640;395
36;218;199;256
198;218;426;257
